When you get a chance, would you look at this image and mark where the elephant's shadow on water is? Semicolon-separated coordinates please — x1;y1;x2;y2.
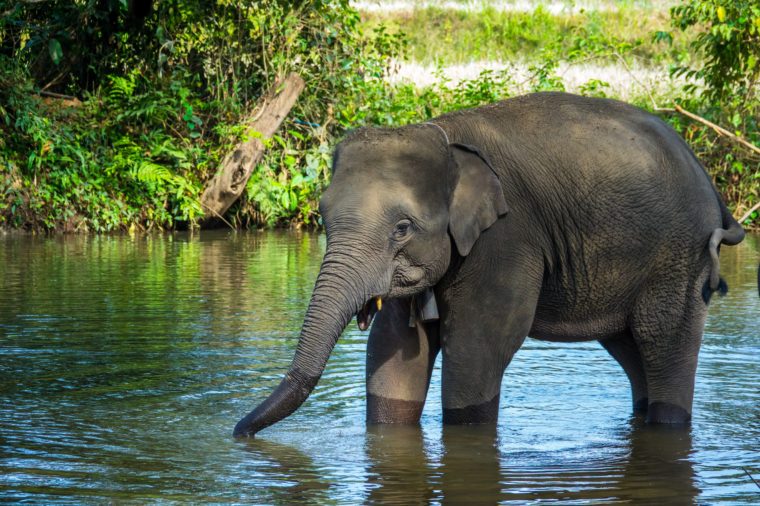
235;438;332;504
238;420;698;504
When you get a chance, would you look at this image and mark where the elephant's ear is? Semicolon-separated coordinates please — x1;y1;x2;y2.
448;143;509;256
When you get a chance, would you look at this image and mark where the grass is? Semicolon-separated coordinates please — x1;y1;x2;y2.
359;2;693;65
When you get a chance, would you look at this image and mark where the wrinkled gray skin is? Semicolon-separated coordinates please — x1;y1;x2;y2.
234;92;746;437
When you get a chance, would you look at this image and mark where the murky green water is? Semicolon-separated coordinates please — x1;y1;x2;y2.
1;231;758;504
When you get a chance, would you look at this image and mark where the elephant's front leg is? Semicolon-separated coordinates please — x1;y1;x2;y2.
366;297;440;424
440;256;542;424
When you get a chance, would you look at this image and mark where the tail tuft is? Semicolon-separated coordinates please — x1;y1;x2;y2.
702;277;728;304
705;219;744;304
717;277;728;296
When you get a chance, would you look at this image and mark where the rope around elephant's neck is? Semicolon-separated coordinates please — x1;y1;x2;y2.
425;121;450;147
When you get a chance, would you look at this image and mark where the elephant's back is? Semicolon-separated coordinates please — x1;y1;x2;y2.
440;92;723;234
460;92;699;185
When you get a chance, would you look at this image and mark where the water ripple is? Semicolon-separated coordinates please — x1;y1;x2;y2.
0;231;758;503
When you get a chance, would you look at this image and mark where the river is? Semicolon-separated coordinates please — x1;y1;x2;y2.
1;231;758;503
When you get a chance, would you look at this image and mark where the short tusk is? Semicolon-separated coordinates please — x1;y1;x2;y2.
376;297;382;311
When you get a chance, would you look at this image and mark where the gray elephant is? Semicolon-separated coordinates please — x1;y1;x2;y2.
234;92;747;437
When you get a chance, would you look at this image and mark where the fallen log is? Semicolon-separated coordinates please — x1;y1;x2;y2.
200;73;305;224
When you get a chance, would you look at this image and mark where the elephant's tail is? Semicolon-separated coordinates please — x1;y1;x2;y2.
702;202;746;303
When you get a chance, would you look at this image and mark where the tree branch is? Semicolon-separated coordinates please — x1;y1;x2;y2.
200;72;305;222
738;201;760;224
670;104;760;157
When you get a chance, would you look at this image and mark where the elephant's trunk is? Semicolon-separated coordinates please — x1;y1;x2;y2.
233;249;370;437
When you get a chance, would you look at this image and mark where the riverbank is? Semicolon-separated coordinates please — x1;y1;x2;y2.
1;0;757;232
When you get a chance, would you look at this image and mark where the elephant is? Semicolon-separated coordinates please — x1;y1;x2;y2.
234;91;747;437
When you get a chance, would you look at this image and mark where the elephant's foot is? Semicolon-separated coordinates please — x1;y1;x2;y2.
367;394;425;424
646;402;691;424
442;394;499;425
633;397;649;415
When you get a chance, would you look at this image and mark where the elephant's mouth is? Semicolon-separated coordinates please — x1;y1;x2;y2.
356;297;382;331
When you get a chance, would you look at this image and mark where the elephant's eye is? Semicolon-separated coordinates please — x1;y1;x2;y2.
392;219;413;241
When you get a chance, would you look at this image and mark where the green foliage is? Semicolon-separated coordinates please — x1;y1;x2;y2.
670;0;760;104
0;61;211;231
245;135;332;228
1;0;758;230
0;0;406;231
658;0;760;227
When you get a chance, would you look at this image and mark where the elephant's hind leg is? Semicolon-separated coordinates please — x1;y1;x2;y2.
600;331;649;414
631;268;709;424
366;297;440;424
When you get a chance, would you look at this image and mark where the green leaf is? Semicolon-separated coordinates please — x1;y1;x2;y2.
48;39;63;65
748;54;757;70
653;31;674;45
280;191;290;210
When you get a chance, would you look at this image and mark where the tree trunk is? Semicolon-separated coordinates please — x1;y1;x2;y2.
200;72;305;224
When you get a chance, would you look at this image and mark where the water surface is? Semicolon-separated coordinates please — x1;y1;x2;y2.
1;231;758;504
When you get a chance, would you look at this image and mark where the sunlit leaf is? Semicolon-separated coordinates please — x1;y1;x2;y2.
48;39;63;65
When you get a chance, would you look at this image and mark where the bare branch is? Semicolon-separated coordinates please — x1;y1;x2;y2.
672;104;760;157
200;72;305;222
38;90;76;100
738;202;760;224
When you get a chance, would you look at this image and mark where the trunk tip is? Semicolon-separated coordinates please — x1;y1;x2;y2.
233;417;258;438
232;371;320;439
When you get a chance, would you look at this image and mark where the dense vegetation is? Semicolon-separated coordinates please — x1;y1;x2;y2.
0;0;401;230
1;0;758;231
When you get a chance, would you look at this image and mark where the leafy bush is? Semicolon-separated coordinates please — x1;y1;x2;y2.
1;1;758;230
660;0;760;226
0;1;405;231
670;0;760;105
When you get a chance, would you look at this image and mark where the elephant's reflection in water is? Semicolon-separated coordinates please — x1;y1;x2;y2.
614;421;698;504
364;425;437;504
363;420;698;504
237;438;331;505
238;420;697;504
364;424;505;504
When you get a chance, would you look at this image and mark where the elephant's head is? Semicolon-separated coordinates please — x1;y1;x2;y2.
233;123;508;437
